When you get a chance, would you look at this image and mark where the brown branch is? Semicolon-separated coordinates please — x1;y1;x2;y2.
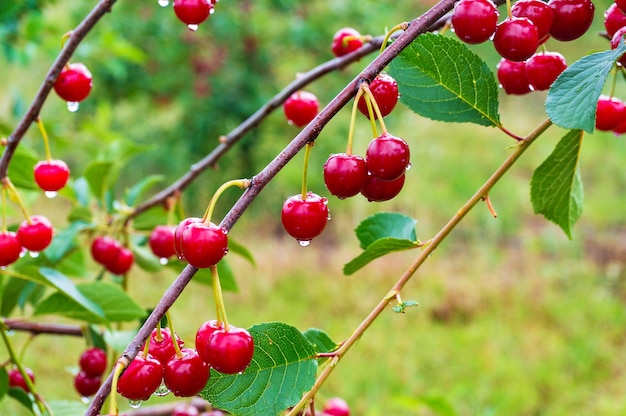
3;318;83;336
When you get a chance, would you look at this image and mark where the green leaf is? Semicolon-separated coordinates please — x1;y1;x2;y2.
394;394;458;416
83;160;115;201
44;221;91;264
546;41;626;133
202;322;317;416
124;174;164;206
132;205;170;231
131;243;163;273
530;129;584;239
8;146;38;190
104;329;140;353
388;32;500;127
229;238;256;267
7;387;35;414
48;400;88;416
344;238;419;275
0;367;8;401
355;212;417;250
302;328;338;354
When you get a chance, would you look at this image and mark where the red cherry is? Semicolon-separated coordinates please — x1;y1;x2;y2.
105;246;134;275
149;225;177;260
8;367;35;392
511;0;554;43
610;27;626;66
33;159;70;192
617;0;626;14
283;91;319;127
360;173;406;202
0;232;22;267
548;0;595;42
204;327;254;374
172;403;201;416
117;352;163;401
496;58;531;95
164;348;210;397
174;217;202;260
54;63;93;103
612;116;626;135
173;0;213;26
365;133;410;181
79;347;107;377
323;153;368;199
323;397;351;416
357;73;399;119
525;52;567;91
74;371;101;397
493;17;539;62
195;320;224;364
604;3;626;38
91;236;121;266
595;95;626;131
331;27;364;57
281;192;329;244
148;327;184;365
451;0;499;44
177;220;229;268
17;215;53;252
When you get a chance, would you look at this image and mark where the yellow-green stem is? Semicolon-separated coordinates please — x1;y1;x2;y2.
361;83;388;134
346;87;366;156
166;311;182;357
506;0;513;18
202;179;251;224
108;361;126;416
609;65;618;98
360;85;379;137
300;143;314;200
3;178;31;224
36;118;53;162
379;22;409;54
1;186;7;233
211;265;230;331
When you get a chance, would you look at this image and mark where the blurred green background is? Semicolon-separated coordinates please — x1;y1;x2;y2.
2;0;626;415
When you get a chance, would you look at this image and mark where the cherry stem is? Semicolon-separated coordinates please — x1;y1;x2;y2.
36;117;53;162
201;179;251;225
346;86;366;156
300;142;314;200
166;311;182;357
154;322;164;342
379;22;409;54
211;265;230;332
359;85;379;137
609;66;618;98
361;83;388;134
3;178;32;224
505;0;513;18
483;195;498;218
498;124;524;141
1;186;7;233
108;360;126;416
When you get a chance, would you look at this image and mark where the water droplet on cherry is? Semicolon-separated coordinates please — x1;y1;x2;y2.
154;382;170;396
210;8;215;14
159;257;168;265
297;239;311;247
80;396;90;404
67;101;79;112
187;24;199;31
128;399;142;409
157;0;169;6
406;162;412;171
45;191;58;199
29;251;40;258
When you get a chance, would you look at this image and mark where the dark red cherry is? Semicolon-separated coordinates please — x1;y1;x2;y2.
610;27;626;66
164;348;210;397
91;236;121;266
79;347;107;377
511;0;554;43
74;371;101;397
493;17;539;62
8;367;35;392
149;225;177;260
595;95;626;131
604;3;626;38
451;0;499;44
116;352;163;401
105;246;134;275
54;63;93;103
281;192;329;244
548;0;595;41
331;27;364;57
617;0;626;14
33;159;70;192
174;217;202;260
148;327;184;365
195;320;224;364
283;91;319;127
177;220;229;268
0;232;22;267
173;0;213;26
17;215;53;252
365;133;410;181
525;52;567;91
204;327;254;374
360;173;406;202
496;58;531;95
323;153;368;199
357;73;399;119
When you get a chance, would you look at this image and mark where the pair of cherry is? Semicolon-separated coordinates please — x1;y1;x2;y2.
74;347;107;398
91;236;135;275
0;215;54;267
7;367;36;393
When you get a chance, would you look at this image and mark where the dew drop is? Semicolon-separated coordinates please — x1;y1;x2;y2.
405;162;412;171
67;101;79;112
29;251;40;258
128;399;142;409
187;24;199;31
210;7;215;14
80;396;91;404
5;329;15;336
45;191;58;199
0;266;6;271
157;0;169;6
154;382;170;396
159;257;169;265
297;239;311;247
287;120;294;126
327;213;332;221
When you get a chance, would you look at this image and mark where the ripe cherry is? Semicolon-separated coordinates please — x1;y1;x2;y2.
195;319;224;364
8;367;35;392
172;403;200;416
54;63;93;103
360;173;406;202
323;153;368;199
91;236;121;266
79;347;107;377
149;225;176;260
604;3;626;38
117;352;163;401
357;73;399;119
148;327;184;365
174;217;202;260
525;52;567;91
365;133;410;181
203;327;254;374
173;0;214;26
511;0;554;44
451;0;499;44
164;348;210;397
617;0;626;14
610;27;626;66
281;192;329;244
323;397;351;416
33;159;70;192
74;371;101;397
283;91;319;127
0;232;22;267
176;219;228;268
17;215;53;253
331;27;364;57
595;95;626;131
493;17;539;62
548;0;595;42
496;58;531;95
105;246;134;275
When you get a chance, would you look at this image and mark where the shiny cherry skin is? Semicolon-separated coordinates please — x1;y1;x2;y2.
360;173;406;202
116;352;163;401
525;52;567;91
91;236;121;266
617;0;626;14
548;0;595;42
604;3;626;38
595;95;626;131
173;0;213;26
204;327;254;374
283;91;319;127
105;246;134;275
8;367;35;392
511;0;554;43
331;27;364;57
174;217;202;260
323;397;351;416
172;403;200;416
148;327;184;365
357;73;399;119
496;58;531;95
281;192;329;243
17;215;53;253
54;63;93;102
164;348;210;397
74;371;101;397
493;17;539;62
0;232;22;267
365;133;410;181
79;347;107;377
149;225;177;260
323;153;368;199
176;220;228;268
33;159;70;192
451;0;499;44
195;320;224;364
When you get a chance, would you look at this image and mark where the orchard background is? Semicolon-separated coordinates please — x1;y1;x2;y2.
2;0;626;415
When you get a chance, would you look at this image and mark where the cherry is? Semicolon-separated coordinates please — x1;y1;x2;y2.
0;232;22;267
283;91;319;127
525;52;567;91
8;367;35;392
511;0;554;44
365;133;410;181
331;27;364;57
323;397;351;416
116;352;163;401
79;347;107;377
323;153;368;199
174;217;202;260
148;327;184;365
618;0;626;14
175;219;229;268
281;192;329;244
105;246;134;275
496;58;531;95
613;116;626;135
493;17;539;62
74;371;101;397
548;0;595;42
17;215;53;253
149;225;177;260
604;3;626;38
54;63;93;103
357;73;399;119
195;319;224;364
164;348;210;397
173;403;200;416
33;159;70;192
203;327;254;374
595;95;626;131
173;0;214;26
91;236;121;266
610;27;626;66
451;0;499;44
360;173;406;202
